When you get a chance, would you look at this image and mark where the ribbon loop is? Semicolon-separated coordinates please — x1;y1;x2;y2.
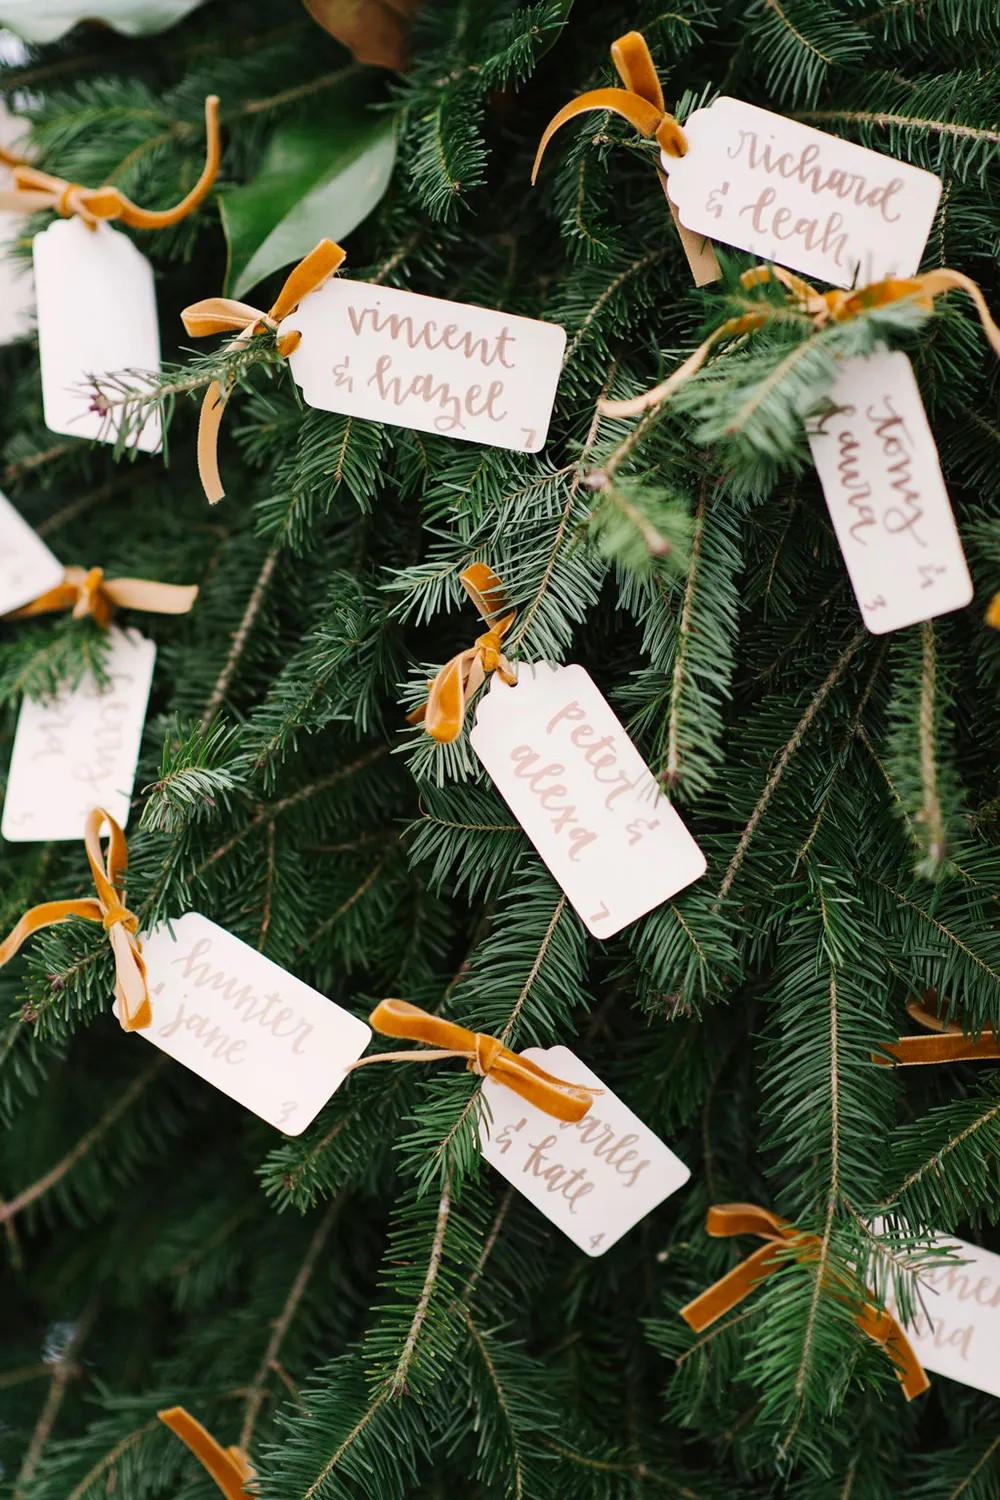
0;808;151;1032
410;563;517;743
3;565;198;627
873;991;1000;1067
159;1408;254;1499
180;238;346;503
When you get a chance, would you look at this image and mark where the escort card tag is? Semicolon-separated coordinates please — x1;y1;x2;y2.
480;1046;690;1255
664;99;942;289
281;280;566;452
887;1233;1000;1399
805;350;971;633
2;626;155;841
0;101;34;346
469;662;706;938
134;913;371;1135
0;492;63;614
32;218;161;451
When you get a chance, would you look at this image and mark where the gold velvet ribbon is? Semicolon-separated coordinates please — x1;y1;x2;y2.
3;565;198;629
348;998;598;1122
180;238;346;503
0;96;220;228
601;264;1000;418
408;562;517;743
873;992;1000;1067
680;1203;929;1401
159;1407;254;1498
0;808;151;1031
986;594;1000;629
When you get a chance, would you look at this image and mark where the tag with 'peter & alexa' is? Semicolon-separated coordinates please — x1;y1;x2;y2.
133;914;371;1135
887;1233;1000;1399
469;662;706;938
481;1046;690;1255
0;491;62;614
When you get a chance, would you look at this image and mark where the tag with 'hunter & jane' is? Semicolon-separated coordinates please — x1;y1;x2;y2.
33;217;161;451
469;662;706;938
2;626;155;842
805;350;971;633
134;914;371;1135
886;1232;1000;1399
281;280;566;453
664;99;941;289
0;491;62;614
481;1046;690;1255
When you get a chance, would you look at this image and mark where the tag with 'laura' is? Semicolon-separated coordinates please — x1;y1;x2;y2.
469;662;706;938
2;626;155;841
281;280;566;453
664;99;942;289
0;491;62;614
805;350;971;633
133;913;371;1135
32;217;161;451
886;1232;1000;1399
480;1046;690;1255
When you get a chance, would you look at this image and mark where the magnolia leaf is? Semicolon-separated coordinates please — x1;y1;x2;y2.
0;0;209;41
221;88;396;299
301;0;418;72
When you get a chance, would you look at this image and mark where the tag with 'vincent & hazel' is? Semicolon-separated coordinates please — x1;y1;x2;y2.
806;350;971;633
886;1233;1000;1399
282;280;566;453
664;99;942;289
0;491;62;614
481;1046;690;1255
469;662;706;938
2;626;155;842
133;913;371;1135
32;218;161;451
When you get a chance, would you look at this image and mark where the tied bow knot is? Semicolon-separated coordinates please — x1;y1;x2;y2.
0;808;151;1032
3;565;199;628
159;1408;253;1499
181;238;346;503
409;562;517;743
873;990;1000;1067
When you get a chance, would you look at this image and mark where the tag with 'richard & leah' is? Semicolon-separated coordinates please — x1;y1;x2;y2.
481;1046;690;1255
0;491;62;614
281;280;565;453
133;913;371;1135
469;662;706;938
886;1232;1000;1399
664;99;941;289
33;218;161;451
2;626;155;842
806;350;971;633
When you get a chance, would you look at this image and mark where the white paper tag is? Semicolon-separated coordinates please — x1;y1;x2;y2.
0;101;34;346
665;98;941;288
469;662;706;937
805;350;971;633
887;1233;1000;1399
281;279;566;452
0;491;63;613
133;913;371;1135
2;626;155;841
480;1046;689;1254
32;218;161;451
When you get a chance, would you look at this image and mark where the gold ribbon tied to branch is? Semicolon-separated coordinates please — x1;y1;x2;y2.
601;264;1000;419
680;1203;929;1401
3;565;198;629
0;95;221;228
181;238;346;504
159;1407;254;1499
873;991;1000;1067
0;808;151;1031
348;998;598;1122
408;562;516;743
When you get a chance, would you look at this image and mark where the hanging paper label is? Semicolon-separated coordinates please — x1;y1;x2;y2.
32;218;161;452
886;1233;1000;1399
282;279;566;452
2;627;155;841
480;1045;690;1254
0;101;34;346
664;98;942;289
469;662;706;937
0;492;63;614
133;913;371;1135
805;350;971;633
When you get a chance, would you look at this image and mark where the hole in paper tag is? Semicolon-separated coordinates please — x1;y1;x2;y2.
0;492;63;614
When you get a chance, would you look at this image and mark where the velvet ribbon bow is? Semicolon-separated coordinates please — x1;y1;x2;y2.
409;562;517;743
0;808;151;1031
349;998;598;1122
181;238;346;504
159;1408;254;1499
680;1204;929;1401
601;263;1000;418
874;991;1000;1067
0;96;220;228
3;565;198;629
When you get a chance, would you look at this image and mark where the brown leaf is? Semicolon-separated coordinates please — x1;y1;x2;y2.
302;0;418;72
